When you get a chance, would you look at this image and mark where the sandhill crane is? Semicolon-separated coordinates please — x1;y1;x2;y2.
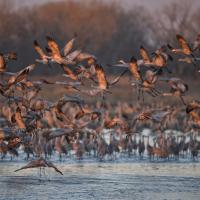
0;139;8;159
22;135;34;160
186;101;200;126
138;135;145;158
0;31;199;168
140;46;171;72
46;36;74;65
72;133;85;160
93;64;127;95
0;53;6;73
127;134;133;157
44;35;96;67
189;134;199;160
154;45;173;62
132;134;138;155
133;109;171;125
97;135;107;161
0;52;17;73
168;34;195;57
55;137;67;161
34;40;50;65
178;57;197;67
14;157;63;177
146;136;154;160
161;77;188;105
111;56;161;100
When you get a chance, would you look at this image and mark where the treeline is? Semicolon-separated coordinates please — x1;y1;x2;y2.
0;0;200;75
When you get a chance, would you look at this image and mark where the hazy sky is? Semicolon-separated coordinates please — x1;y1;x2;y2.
13;0;200;10
13;0;175;9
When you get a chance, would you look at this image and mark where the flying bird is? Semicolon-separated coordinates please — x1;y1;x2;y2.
14;157;63;175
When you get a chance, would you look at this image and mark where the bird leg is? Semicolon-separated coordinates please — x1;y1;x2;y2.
137;87;141;101
59;153;62;162
152;87;161;95
39;167;42;179
142;90;144;103
42;167;48;180
179;95;186;105
101;92;106;109
145;89;157;97
150;88;161;97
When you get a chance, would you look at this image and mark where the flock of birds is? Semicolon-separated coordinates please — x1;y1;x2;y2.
0;33;200;177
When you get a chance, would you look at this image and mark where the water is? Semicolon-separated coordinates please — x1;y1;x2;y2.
0;159;200;200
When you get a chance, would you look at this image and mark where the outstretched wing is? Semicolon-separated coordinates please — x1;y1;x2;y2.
95;64;108;90
46;36;61;57
110;70;128;85
34;40;47;59
62;65;78;80
0;53;6;72
176;34;192;53
129;56;142;81
63;37;76;56
76;52;96;62
13;107;26;129
45;160;63;175
140;46;151;63
145;70;158;84
135;111;152;121
14;160;42;172
8;64;36;86
105;117;125;129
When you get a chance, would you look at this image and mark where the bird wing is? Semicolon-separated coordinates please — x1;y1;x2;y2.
75;109;85;120
153;54;166;67
140;46;151;62
105;118;124;129
62;65;78;80
46;36;61;57
145;70;157;84
45;160;63;175
189;111;200;122
65;50;81;61
14;107;26;129
8;64;36;86
129;56;142;81
136;111;152;121
151;111;171;122
95;64;108;90
34;40;47;59
14;159;42;172
176;34;191;52
110;70;128;85
63;37;76;56
25;86;41;102
81;88;102;96
159;77;181;82
0;54;6;72
76;52;96;62
53;95;84;113
110;63;129;68
177;82;188;92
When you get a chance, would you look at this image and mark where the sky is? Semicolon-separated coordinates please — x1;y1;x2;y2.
10;0;200;11
12;0;177;9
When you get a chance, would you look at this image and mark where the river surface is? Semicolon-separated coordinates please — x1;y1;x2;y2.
0;158;200;200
